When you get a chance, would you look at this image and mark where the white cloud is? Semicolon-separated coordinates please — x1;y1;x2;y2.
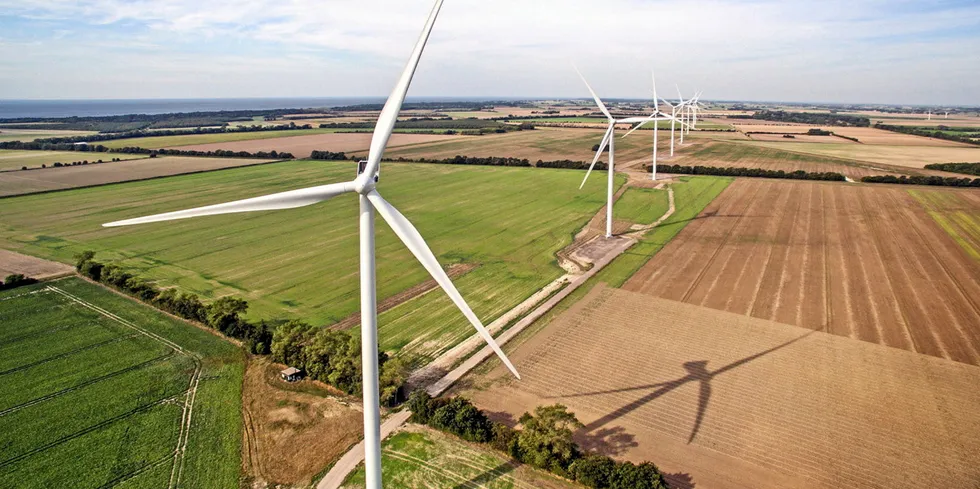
0;0;978;104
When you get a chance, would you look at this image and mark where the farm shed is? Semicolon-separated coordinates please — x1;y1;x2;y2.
280;367;303;382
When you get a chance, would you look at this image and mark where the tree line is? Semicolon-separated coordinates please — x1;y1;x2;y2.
73;252;406;400
651;164;846;181
738;110;871;127
374;155;608;171
923;162;980;176
875;123;980;146
0;140;292;160
22;122;314;146
0;108;332;132
408;392;670;489
317;119;534;134
861;174;980;187
0;274;38;291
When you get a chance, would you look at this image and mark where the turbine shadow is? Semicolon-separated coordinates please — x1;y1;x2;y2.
558;331;814;443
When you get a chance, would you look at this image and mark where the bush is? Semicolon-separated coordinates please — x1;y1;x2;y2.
516;404;583;476
0;274;38;290
571;455;616;488
861;174;980;187
610;461;668;489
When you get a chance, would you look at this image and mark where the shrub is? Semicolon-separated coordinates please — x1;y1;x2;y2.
571;455;616;488
610;461;668;489
0;274;38;290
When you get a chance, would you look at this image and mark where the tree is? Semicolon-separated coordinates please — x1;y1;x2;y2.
206;296;249;335
571;455;616;488
74;250;96;271
516;404;584;475
379;356;408;407
407;390;436;424
271;320;313;368
430;397;494;443
610;461;668;489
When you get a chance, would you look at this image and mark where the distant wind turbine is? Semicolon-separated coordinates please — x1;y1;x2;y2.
103;1;520;488
621;71;688;180
576;68;650;237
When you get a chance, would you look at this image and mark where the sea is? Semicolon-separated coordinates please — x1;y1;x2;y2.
0;97;523;119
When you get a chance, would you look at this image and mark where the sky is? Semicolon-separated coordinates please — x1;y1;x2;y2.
0;0;978;105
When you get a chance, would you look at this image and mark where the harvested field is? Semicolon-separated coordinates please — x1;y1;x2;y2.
242;357;361;486
669;140;885;178
0;128;95;143
624;179;980;365
170;132;459;159
0;156;277;197
830;126;973;146
740;140;980;168
98;128;341;149
746;133;855;144
460;285;980;489
0;249;73;279
384;127;651;163
734;124;814;133
0;150;148;172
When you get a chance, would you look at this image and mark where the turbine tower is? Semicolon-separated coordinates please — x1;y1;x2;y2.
102;2;521;488
621;71;687;180
576;68;649;237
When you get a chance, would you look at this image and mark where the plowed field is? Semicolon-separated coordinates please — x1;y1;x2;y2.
624;180;980;365
461;285;980;489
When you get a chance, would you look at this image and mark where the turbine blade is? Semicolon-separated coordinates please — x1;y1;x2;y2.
574;66;613;120
676;85;685;105
367;191;521;380
622;115;655;138
581;124;614;189
359;0;445;186
103;181;355;227
652;70;659;107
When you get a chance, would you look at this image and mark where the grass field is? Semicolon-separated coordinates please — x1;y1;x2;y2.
910;189;980;263
341;426;580;489
0;277;243;489
98;128;344;149
0;150;147;172
614;187;670;225
0;160;621;364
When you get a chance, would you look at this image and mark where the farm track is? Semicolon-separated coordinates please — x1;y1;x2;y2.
624;180;980;365
463;285;980;489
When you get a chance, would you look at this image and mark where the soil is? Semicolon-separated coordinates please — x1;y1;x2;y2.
242;357;362;487
0;249;74;279
458;284;980;489
0;156;277;197
623;179;980;365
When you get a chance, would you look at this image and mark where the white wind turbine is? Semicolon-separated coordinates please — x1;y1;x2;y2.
102;2;521;488
620;71;688;180
576;69;650;238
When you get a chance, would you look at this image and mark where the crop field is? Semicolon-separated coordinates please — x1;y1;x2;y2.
384;127;655;164
739;140;980;168
460;285;980;489
668;140;889;178
97;128;345;149
0;150;148;172
0;277;243;489
910;189;980;262
746;133;856;144
0;156;278;197
623;179;980;365
0;128;96;143
0;160;620;364
0;249;73;279
341;426;580;489
168;132;460;159
612;187;670;225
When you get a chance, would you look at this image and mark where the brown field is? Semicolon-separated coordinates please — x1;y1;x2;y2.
910;189;980;263
739;141;980;168
830;126;975;146
746;133;856;144
624;179;980;365
668;140;887;179
0;249;73;279
734;124;814;133
170;132;459;158
0;128;96;143
460;285;980;489
0;156;277;197
242;357;361;486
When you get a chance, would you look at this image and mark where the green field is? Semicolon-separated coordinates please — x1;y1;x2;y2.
614;187;671;225
98;128;346;149
342;427;579;489
0;160;621;364
0;150;149;171
0;277;243;488
508;117;608;124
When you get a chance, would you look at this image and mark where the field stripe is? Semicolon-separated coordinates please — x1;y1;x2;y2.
0;333;138;376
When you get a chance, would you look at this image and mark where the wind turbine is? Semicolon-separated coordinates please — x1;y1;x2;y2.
576;68;650;238
620;71;688;180
102;2;521;488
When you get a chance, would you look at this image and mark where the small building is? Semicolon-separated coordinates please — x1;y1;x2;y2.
280;367;303;382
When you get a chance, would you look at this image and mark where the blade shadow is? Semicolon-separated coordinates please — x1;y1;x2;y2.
556;331;814;443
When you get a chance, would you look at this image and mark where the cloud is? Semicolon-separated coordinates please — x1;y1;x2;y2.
0;0;978;104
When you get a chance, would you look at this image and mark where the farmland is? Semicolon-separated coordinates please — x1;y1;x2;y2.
0;160;621;364
168;132;461;159
97;128;345;149
0;156;279;197
0;277;243;489
0;128;96;143
910;189;980;262
738;140;980;168
459;284;980;489
0;150;148;172
622;179;980;365
341;426;581;489
668;139;887;178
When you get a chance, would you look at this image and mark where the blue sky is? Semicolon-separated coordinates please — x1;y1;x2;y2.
0;0;978;105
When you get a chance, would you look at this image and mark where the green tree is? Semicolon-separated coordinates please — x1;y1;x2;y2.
379;357;408;407
610;461;668;489
516;404;584;475
271;320;313;368
206;296;249;335
571;455;616;488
